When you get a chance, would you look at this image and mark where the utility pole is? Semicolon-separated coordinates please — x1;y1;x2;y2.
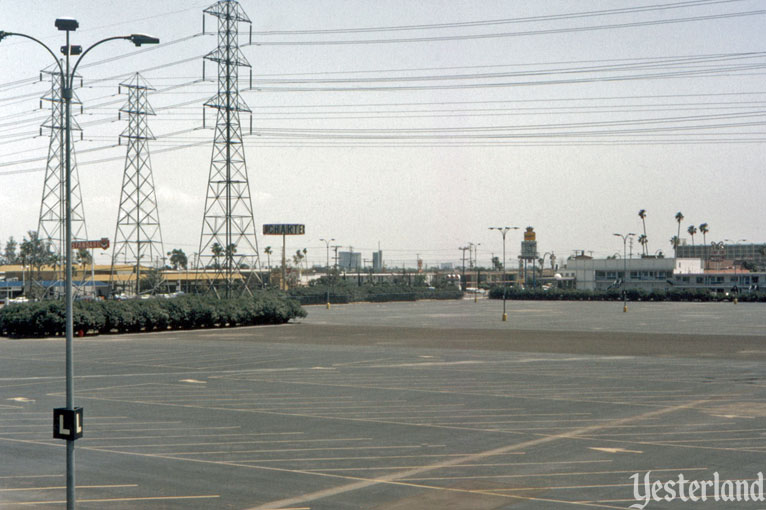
459;246;470;292
319;238;334;309
332;245;341;271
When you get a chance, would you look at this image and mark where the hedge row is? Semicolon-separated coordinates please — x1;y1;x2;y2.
0;293;307;338
290;283;463;305
488;286;766;302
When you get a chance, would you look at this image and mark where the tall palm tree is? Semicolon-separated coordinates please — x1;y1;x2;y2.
675;211;684;254
699;223;709;245
638;209;648;255
211;242;223;269
687;225;697;247
699;223;709;261
264;246;272;269
302;248;308;270
225;244;237;269
638;234;648;257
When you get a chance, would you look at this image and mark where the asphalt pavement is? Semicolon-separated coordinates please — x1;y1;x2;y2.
1;298;765;509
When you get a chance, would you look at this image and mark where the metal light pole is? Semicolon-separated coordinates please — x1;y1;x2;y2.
613;232;635;313
490;227;518;321
0;22;158;510
319;238;334;309
468;242;481;302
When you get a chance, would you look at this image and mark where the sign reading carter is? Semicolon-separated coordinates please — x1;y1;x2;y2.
263;224;305;236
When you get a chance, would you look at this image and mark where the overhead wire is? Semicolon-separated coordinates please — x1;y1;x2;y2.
247;10;766;46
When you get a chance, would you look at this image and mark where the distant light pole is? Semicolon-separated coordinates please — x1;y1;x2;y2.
490;227;518;321
468;242;481;302
319;238;334;309
0;21;158;510
613;232;635;312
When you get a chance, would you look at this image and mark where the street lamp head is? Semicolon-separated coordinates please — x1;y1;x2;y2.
55;18;79;32
0;31;8;42
128;34;160;47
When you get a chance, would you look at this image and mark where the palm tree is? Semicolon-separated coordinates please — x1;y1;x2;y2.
638;209;648;255
699;223;709;245
302;248;308;270
211;242;223;269
699;223;709;261
638;234;648;257
264;246;272;269
675;211;684;254
670;235;680;251
687;225;697;247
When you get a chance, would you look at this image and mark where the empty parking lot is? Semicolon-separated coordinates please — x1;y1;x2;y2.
1;299;766;509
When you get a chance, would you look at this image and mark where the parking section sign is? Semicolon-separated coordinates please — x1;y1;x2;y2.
263;224;305;236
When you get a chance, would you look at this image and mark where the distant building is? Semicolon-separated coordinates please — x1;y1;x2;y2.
564;257;675;291
338;251;362;270
676;243;766;267
372;250;383;272
440;262;454;270
562;256;763;293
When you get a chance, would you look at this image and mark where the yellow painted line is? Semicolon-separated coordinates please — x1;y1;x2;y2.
0;474;62;479
0;484;137;492
565;434;766;454
403;467;707;482
99;437;372;449
6;495;220;505
249;453;523;463
577;427;766;437
244;398;710;510
306;460;612;472
487;483;634;492
643;436;766;444
167;445;443;456
79;432;303;442
81;426;240;433
576;499;651;504
69;393;534;436
589;447;643;454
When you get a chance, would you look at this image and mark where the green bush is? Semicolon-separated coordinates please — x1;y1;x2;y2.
0;292;307;338
487;286;766;303
291;282;462;304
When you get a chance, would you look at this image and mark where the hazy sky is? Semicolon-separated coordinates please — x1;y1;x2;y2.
0;0;764;268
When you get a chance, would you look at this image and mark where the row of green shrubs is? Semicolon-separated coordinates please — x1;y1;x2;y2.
0;293;307;338
289;281;463;305
488;286;766;302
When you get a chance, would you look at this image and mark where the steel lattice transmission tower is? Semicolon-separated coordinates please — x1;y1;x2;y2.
38;63;88;290
197;0;261;297
110;73;165;296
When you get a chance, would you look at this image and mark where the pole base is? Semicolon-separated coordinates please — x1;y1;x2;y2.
623;304;628;313
326;302;331;310
502;312;507;322
733;297;738;305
